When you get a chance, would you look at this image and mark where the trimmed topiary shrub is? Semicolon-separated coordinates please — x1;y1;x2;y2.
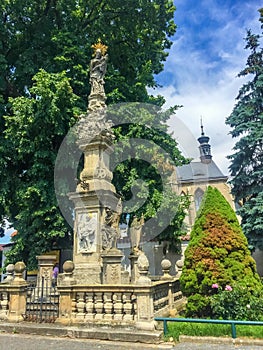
180;186;262;318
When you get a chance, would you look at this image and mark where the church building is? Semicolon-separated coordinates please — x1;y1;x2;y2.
176;123;236;235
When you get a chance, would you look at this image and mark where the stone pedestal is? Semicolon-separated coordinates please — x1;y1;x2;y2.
8;262;28;322
36;255;57;291
129;252;140;284
101;248;123;284
69;189;120;285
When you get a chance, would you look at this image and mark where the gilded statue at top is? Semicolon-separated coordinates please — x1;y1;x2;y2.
78;39;113;141
89;39;108;99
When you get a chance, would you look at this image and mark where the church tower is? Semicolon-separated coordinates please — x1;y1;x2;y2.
197;119;212;164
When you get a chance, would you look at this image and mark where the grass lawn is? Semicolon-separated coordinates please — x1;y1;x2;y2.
166;322;263;341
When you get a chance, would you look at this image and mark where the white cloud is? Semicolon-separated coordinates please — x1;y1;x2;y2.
150;0;262;176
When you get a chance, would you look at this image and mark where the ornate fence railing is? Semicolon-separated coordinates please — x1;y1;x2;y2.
0;260;184;330
57;279;183;329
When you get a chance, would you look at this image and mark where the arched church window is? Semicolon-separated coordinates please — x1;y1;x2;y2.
194;188;204;211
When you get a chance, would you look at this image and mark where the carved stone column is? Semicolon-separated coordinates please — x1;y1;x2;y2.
36;255;57;293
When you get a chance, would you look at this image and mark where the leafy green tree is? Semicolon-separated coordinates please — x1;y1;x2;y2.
226;9;263;249
108;103;190;249
180;186;262;318
0;1;189;268
3;70;80;268
0;0;176;106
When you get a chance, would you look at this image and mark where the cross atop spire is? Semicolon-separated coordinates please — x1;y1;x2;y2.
200;116;204;136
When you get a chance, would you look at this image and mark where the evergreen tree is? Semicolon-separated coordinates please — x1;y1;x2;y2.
180;186;261;318
226;9;263;249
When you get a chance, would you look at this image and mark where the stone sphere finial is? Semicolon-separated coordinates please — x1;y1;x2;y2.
63;260;75;274
161;258;173;280
12;261;26;284
14;261;26;274
6;264;15;274
175;259;183;277
161;258;172;271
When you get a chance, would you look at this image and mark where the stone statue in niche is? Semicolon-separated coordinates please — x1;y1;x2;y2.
102;199;122;251
77;213;97;253
130;214;144;253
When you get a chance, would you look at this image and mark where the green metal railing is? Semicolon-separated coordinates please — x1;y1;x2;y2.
154;317;263;339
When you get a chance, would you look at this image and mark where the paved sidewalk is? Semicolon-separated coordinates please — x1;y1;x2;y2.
0;333;263;350
0;333;173;350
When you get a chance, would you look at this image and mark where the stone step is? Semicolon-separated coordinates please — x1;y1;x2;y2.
0;322;163;344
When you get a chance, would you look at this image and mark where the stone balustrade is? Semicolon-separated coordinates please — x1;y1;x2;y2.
57;279;182;330
0;258;184;329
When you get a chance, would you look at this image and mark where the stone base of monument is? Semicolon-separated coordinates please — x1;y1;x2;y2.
73;264;102;284
101;248;124;284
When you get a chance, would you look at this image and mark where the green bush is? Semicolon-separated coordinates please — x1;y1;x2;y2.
180;186;262;318
210;284;263;321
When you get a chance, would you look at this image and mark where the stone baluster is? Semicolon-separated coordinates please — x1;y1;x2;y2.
94;292;104;320
103;292;113;320
76;292;85;322
131;293;137;317
71;294;77;319
85;292;95;321
112;292;123;321
122;292;133;321
0;292;9;320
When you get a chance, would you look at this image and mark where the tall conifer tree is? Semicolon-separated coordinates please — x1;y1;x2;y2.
180;186;261;318
226;9;263;249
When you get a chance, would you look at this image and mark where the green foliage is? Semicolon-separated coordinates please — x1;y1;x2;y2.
0;0;176;105
2;70;80;269
226;9;263;249
211;284;263;321
180;186;262;318
0;1;189;267
110;103;190;249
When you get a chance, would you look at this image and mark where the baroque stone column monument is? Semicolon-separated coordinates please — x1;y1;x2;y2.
68;40;123;284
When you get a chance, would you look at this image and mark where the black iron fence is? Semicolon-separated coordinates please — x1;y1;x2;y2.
24;276;59;323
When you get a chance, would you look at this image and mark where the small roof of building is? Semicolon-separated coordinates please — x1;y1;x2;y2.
176;160;227;184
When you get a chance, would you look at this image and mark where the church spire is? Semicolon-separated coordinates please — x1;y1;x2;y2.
197;117;212;164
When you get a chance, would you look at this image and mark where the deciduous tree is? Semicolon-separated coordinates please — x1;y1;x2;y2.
0;1;189;268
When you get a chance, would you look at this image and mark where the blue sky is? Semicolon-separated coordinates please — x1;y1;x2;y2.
151;0;263;175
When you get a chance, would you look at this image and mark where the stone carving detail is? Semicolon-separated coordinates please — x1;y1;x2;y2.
41;267;50;280
110;264;119;284
77;212;97;253
130;214;144;253
94;160;113;181
77;40;114;141
77;109;114;142
102;199;122;251
89;51;108;95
